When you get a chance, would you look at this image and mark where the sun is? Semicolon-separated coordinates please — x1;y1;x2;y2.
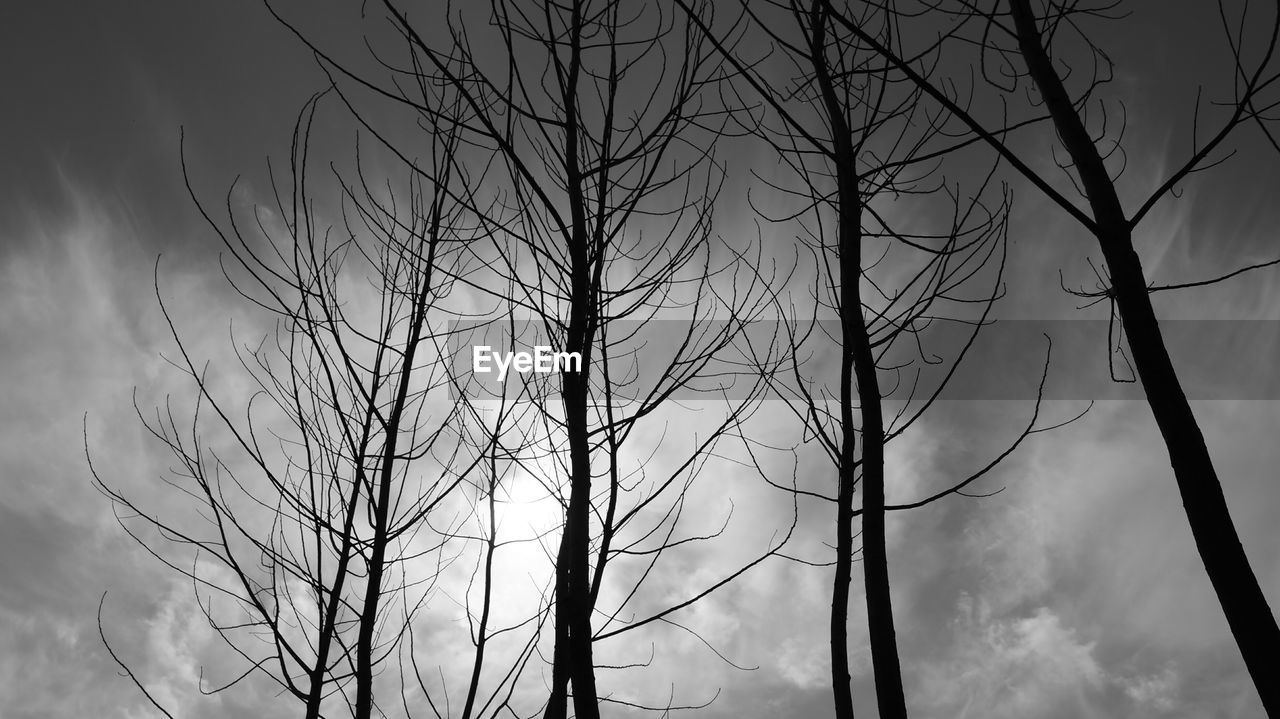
493;470;562;539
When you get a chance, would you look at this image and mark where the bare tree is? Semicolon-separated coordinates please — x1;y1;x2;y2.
92;88;519;718
261;1;796;716
674;1;1084;716
812;0;1280;711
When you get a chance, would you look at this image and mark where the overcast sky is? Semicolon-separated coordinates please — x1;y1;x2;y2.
3;2;1280;718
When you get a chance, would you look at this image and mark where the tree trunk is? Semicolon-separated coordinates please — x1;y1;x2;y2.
543;279;601;719
1008;2;1280;713
354;235;437;718
811;2;909;715
565;378;600;719
833;332;858;719
305;474;364;719
846;221;907;719
839;160;908;719
544;4;601;713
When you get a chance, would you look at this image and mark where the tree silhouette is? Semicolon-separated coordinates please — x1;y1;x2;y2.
819;0;1280;711
676;1;1074;716
84;1;1280;716
91;88;533;718
264;0;792;715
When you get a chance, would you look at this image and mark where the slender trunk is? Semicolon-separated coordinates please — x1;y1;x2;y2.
565;378;600;719
815;19;859;716
353;412;403;717
305;623;334;717
1107;238;1280;714
546;302;598;719
305;470;365;719
354;240;438;719
832;264;858;719
544;529;572;719
461;457;500;719
849;303;905;718
1009;2;1280;713
545;5;600;717
810;2;908;715
304;669;325;719
543;267;600;719
354;396;399;718
838;169;907;719
844;208;906;719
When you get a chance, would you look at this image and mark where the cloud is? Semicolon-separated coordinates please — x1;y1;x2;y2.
1119;665;1179;713
916;602;1104;719
892;395;1277;718
915;596;1190;719
4;4;1280;716
0;176;271;717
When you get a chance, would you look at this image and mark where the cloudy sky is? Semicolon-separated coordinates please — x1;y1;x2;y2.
3;1;1280;718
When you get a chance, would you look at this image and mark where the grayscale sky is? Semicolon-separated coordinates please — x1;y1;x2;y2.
2;2;1279;718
